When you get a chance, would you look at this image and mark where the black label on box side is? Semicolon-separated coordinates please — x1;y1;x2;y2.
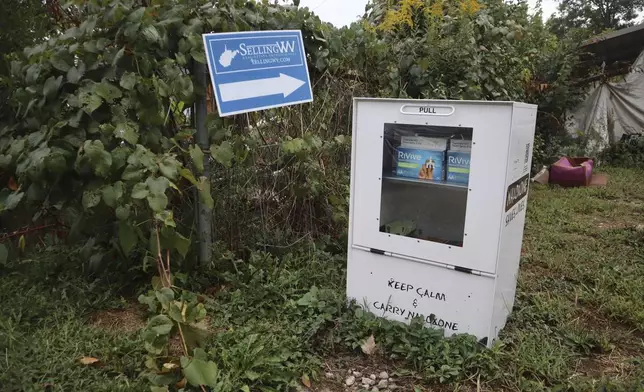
505;173;530;212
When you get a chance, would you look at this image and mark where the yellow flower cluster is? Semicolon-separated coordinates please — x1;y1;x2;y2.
378;0;425;31
459;0;481;16
378;0;482;31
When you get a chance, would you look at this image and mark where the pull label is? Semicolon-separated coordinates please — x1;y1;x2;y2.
400;104;455;116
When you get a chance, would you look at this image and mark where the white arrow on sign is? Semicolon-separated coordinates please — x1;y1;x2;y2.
218;73;306;103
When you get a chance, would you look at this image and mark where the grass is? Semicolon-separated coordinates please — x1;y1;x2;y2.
1;166;644;391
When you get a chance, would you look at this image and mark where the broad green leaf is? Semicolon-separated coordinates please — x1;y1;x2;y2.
158;155;181;181
182;323;209;351
94;82;122;103
2;192;24;211
155;288;174;307
44;152;67;175
210;141;234;168
83;40;98;53
0;155;11;168
147;193;168;213
122;165;145;182
128;145;157;172
132;183;149;199
191;50;206;64
118;221;138;255
102;182;123;208
79;91;103;114
282;138;306;154
27;183;46;202
50;56;70;72
113;47;125;66
43;76;63;98
174;75;195;103
144;357;159;372
120;72;137;90
102;185;117;207
142;25;161;43
174;232;190;258
114;122;139;144
150;386;169;392
197;177;214;210
189;145;204;173
179;168;198;186
153;78;170;97
139;292;158;313
8;139;25;158
81;17;97;35
148;314;173;335
25;64;42;84
175;52;187;66
193;348;208;361
185;303;206;324
143;328;169;355
111;146;131;171
155;210;176;227
82;189;100;210
173;128;195;141
27;130;46;147
0;244;7;265
167;302;183;323
68;109;84;127
146;176;170;195
116;204;131;220
82;140;112;177
180;355;220;388
128;7;146;22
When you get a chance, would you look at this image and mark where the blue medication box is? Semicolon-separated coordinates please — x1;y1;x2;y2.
446;151;471;185
394;148;445;181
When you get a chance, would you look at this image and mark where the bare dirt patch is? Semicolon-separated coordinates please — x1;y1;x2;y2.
311;354;488;392
89;305;146;334
574;348;639;380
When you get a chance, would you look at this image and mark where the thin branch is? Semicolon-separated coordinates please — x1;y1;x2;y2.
176;322;189;356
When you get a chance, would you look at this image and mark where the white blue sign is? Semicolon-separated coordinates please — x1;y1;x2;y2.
203;30;313;117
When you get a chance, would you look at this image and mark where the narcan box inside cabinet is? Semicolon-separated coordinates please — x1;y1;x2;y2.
346;98;537;346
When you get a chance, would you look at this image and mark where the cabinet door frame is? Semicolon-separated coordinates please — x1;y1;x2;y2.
350;99;513;274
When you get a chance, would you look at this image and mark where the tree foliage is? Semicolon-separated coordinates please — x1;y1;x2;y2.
549;0;644;37
0;0;585;258
0;0;52;66
0;0;333;264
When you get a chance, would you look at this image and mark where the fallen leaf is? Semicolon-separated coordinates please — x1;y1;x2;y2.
163;362;179;370
7;177;18;191
301;373;312;388
175;377;186;389
79;356;100;365
360;334;376;355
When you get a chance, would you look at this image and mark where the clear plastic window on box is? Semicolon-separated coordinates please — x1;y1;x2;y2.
379;123;473;247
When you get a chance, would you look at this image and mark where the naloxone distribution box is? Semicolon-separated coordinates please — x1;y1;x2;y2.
347;98;537;347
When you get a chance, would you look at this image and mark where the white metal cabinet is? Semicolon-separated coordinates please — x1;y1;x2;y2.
346;98;537;346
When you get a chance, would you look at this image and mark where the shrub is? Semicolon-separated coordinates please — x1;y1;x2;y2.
601;133;644;167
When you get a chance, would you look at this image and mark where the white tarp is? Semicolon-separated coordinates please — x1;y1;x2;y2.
567;50;644;153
